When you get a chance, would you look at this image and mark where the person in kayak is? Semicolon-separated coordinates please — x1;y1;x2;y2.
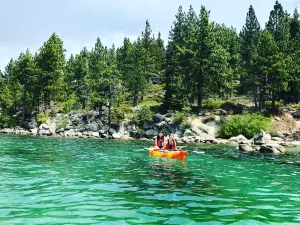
164;133;181;151
154;131;165;149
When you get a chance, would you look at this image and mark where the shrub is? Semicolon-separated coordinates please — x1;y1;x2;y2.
219;113;271;139
0;114;17;128
111;107;125;124
265;100;284;111
180;119;192;130
137;105;154;125
59;95;81;113
202;99;223;110
56;115;70;131
36;113;50;125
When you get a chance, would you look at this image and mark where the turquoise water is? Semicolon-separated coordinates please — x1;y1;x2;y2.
0;135;299;225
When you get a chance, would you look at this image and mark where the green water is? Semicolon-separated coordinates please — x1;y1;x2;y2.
0;135;299;225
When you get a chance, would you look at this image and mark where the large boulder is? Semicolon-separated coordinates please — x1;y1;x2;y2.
91;132;100;138
46;118;56;134
88;122;99;132
259;144;286;154
110;123;121;133
153;114;163;123
254;130;272;145
108;128;117;135
145;129;156;138
184;129;194;137
229;135;249;144
238;144;254;152
112;133;122;139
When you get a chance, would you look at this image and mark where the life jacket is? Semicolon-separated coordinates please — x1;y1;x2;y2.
156;138;164;149
165;140;176;150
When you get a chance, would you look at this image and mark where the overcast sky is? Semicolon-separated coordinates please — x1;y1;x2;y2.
0;0;299;71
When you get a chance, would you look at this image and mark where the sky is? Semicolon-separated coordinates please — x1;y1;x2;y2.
0;0;299;71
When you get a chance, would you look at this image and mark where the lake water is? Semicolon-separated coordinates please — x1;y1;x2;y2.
0;134;299;224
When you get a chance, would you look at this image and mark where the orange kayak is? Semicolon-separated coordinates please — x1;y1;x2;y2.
149;149;188;159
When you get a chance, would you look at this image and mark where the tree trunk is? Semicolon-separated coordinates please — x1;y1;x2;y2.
254;87;258;109
259;89;265;110
197;83;203;112
133;93;138;107
22;83;27;123
99;103;103;118
271;91;276;112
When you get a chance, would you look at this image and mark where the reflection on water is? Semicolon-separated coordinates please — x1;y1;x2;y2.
0;134;299;225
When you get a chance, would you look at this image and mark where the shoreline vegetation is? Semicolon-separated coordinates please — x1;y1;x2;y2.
1;2;300;155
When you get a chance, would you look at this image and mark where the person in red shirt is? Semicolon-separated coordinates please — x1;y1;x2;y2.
164;133;181;151
154;131;165;149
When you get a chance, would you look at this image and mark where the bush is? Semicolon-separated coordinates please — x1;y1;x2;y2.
36;113;50;125
0;114;17;128
130;105;154;127
202;99;223;110
111;107;125;124
59;95;81;113
180;119;192;130
56;115;70;131
265;100;284;111
172;105;191;125
219;113;271;139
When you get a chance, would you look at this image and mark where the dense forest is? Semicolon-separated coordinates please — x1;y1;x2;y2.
1;1;300;126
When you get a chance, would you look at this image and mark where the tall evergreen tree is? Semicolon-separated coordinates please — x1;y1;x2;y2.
164;6;186;110
36;33;66;110
290;8;300;39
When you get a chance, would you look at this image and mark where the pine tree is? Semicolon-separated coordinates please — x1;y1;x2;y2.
239;5;261;105
290;8;300;39
36;33;66;110
255;30;289;109
164;6;186;110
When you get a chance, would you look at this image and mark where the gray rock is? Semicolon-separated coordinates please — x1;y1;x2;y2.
99;129;106;134
91;132;100;138
101;134;109;139
164;117;172;123
88;122;99;132
275;116;281;121
112;133;122;139
27;118;37;129
39;123;49;130
30;128;38;135
121;136;134;140
153;114;163;123
76;132;83;137
184;129;194;137
239;144;254;152
110;123;121;132
254;130;272;145
216;109;228;115
204;112;211;116
145;129;156;138
56;128;65;133
259;144;285;154
229;135;249;144
39;129;51;136
109;128;116;135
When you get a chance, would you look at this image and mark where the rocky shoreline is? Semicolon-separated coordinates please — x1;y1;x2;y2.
1;110;300;154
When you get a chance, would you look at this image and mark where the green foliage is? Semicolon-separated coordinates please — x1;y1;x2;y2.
220;113;271;139
111;107;125;124
180;119;192;130
36;113;50;125
265;100;284;111
202;99;223;110
59;95;81;113
130;105;154;127
56;115;70;131
0;114;17;128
